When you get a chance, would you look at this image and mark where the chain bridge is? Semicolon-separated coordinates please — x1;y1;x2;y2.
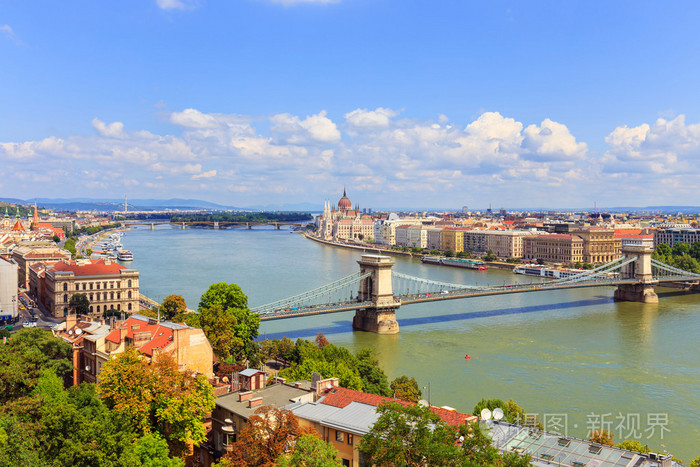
250;245;700;334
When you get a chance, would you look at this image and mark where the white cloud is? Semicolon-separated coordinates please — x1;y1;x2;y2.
192;170;217;180
0;24;22;45
522;118;588;161
156;0;198;10
345;108;399;129
267;0;339;5
603;115;700;175
170;108;220;129
271;110;340;144
9;108;700;207
92;118;125;138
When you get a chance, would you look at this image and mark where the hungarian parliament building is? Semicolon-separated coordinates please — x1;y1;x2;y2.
316;189;375;242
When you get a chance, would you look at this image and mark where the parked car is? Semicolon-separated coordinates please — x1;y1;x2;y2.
22;321;37;328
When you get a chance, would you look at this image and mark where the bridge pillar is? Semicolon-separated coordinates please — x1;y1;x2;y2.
214;221;219;229
150;223;154;230
181;222;186;230
614;245;658;303
246;222;251;230
353;255;400;334
275;223;280;230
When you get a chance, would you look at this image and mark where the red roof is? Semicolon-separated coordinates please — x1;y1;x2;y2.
49;259;127;276
319;387;475;427
11;220;25;231
105;316;174;356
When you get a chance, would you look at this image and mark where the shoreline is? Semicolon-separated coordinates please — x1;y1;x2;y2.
301;232;517;270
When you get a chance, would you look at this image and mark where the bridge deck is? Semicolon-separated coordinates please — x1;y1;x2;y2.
257;277;700;320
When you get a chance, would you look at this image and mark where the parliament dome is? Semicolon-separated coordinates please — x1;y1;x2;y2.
338;188;352;211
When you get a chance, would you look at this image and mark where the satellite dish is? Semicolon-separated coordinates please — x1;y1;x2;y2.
493;408;504;421
75;328;83;335
418;399;429;407
480;408;492;420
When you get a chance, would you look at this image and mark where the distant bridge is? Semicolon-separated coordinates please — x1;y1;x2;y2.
122;220;306;230
250;245;700;334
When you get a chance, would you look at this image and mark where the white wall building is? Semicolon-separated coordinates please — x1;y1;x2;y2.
0;258;19;322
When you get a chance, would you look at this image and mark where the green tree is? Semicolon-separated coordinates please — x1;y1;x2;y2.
276;433;343;467
52;234;60;243
444;249;455;257
483;249;497;261
200;303;240;361
161;294;187;320
126;434;185;467
616;440;649;453
672;241;690;257
0;328;72;402
655;242;672;257
430;249;441;255
198;283;260;362
690;241;700;261
690;456;700;467
358;401;462;466
389;375;422;403
356;348;390;396
69;293;90;316
97;348;215;449
459;421;502;466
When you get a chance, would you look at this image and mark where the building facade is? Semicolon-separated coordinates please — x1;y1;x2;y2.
522;234;584;264
36;259;139;318
316;190;375;242
0;257;18;322
654;228;700;247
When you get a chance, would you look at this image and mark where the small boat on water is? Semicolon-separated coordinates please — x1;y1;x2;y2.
422;256;488;271
116;250;134;261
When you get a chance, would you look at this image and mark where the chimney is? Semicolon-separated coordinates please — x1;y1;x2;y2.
294;382;302;388
316;377;340;394
120;327;128;341
248;397;263;408
65;314;77;330
238;391;253;402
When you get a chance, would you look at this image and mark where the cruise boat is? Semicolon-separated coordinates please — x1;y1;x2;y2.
116;250;134;261
422;256;488;271
512;265;580;279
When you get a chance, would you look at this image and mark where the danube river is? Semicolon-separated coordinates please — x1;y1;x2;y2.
122;225;699;461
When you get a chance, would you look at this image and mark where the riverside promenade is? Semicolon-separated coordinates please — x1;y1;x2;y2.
301;232;516;269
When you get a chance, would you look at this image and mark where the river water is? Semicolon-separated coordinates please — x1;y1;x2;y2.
122;225;700;461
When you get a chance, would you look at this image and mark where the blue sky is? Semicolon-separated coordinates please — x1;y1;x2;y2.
2;1;700;210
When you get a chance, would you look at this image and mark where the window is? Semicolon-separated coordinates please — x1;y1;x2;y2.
96;283;100;290
63;294;68;303
110;292;114;300
89;293;94;301
90;306;93;313
127;280;132;288
90;283;93;290
63;283;68;291
117;292;120;299
335;431;343;442
128;303;132;311
117;304;121;311
342;460;350;467
103;282;107;289
97;305;100;313
82;283;86;291
117;282;120;288
128;291;132;299
347;434;353;445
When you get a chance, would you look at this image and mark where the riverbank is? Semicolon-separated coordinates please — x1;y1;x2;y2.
302;232;517;270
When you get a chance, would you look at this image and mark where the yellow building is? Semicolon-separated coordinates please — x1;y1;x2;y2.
440;228;464;253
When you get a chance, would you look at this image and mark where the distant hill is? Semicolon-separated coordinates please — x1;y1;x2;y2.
244;202;322;212
0;197;238;212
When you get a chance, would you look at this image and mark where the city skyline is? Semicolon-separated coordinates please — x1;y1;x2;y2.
2;1;700;209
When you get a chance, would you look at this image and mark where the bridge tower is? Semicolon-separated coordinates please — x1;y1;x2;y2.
614;245;659;303
352;255;400;334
